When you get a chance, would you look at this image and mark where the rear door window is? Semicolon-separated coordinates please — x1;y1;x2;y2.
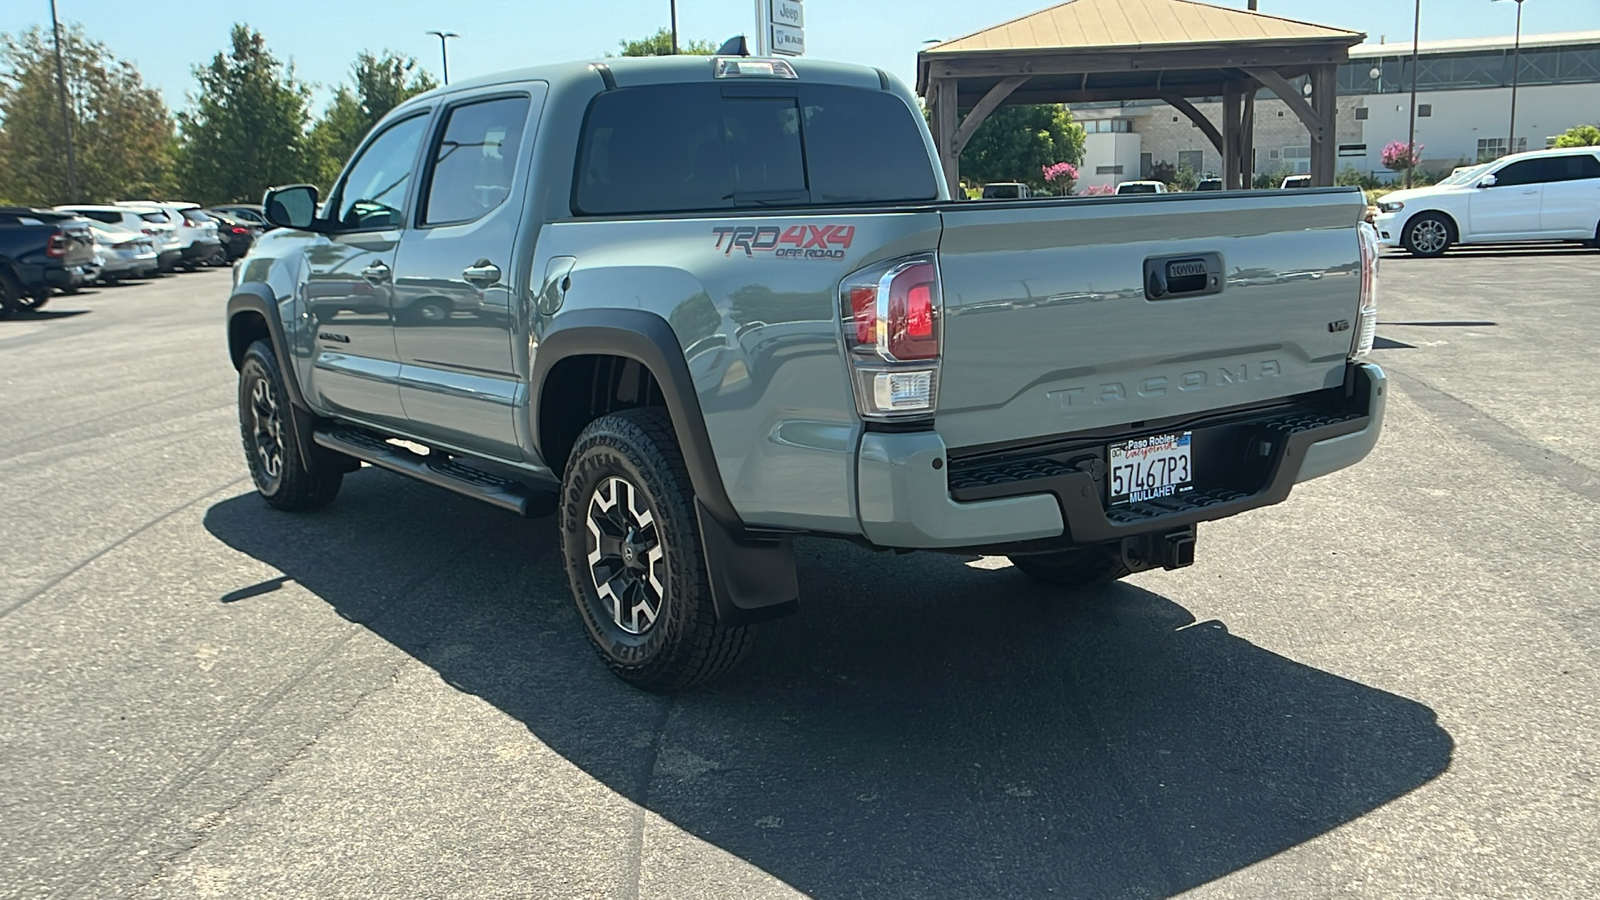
574;82;936;216
139;212;169;224
1545;153;1600;182
421;96;532;225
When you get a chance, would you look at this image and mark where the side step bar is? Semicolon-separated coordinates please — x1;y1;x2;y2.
314;428;551;517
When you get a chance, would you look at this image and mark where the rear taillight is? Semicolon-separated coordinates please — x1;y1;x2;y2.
45;231;67;258
231;226;249;235
1352;223;1379;361
840;254;942;420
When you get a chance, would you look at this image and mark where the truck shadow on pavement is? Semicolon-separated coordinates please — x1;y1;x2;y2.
205;469;1453;899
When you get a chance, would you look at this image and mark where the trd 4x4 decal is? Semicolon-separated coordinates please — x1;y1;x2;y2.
713;224;856;259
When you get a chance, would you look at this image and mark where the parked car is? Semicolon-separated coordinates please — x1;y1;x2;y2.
1373;147;1600;257
229;54;1383;691
1195;178;1224;192
114;201;222;269
0;207;98;313
206;211;257;262
1115;180;1169;194
208;203;273;230
56;204;183;273
981;182;1032;199
87;221;159;282
1281;175;1313;189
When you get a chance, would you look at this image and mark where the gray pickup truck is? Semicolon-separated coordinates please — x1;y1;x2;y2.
227;54;1384;691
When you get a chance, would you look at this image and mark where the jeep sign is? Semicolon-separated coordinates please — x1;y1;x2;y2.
771;0;804;56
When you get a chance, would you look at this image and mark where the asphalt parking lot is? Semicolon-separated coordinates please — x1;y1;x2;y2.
3;247;1599;899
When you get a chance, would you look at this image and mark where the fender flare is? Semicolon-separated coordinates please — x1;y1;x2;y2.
227;283;355;476
531;309;799;624
531;308;741;531
226;283;308;409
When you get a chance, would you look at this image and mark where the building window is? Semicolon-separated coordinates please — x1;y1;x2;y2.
1418;104;1432;117
1269;149;1280;160
1083;119;1133;134
1178;150;1205;173
1338;144;1367;157
1096;165;1124;175
1355;107;1369;120
1277;110;1285;117
1140;152;1153;179
1283;146;1312;174
1477;137;1528;161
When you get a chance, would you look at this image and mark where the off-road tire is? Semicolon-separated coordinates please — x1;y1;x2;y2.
560;407;751;692
1401;212;1453;258
1009;545;1131;589
238;339;342;511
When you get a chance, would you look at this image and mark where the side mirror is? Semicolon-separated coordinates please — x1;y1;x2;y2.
1477;174;1498;188
262;184;322;230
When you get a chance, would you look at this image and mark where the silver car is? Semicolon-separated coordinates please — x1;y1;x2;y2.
87;222;158;281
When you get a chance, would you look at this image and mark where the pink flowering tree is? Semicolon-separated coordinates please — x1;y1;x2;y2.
1042;161;1078;194
1381;140;1423;172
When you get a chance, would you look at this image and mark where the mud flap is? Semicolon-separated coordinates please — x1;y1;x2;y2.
696;499;799;626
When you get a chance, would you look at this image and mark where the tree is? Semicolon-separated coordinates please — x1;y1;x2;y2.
615;28;717;57
957;105;1085;190
175;25;315;205
1554;124;1600;148
306;51;437;188
1382;140;1423;172
0;25;175;205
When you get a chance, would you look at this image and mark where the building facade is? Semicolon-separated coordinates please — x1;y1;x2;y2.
1072;30;1600;190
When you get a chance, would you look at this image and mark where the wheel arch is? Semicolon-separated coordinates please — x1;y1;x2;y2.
226;282;307;410
1403;207;1460;244
532;308;743;533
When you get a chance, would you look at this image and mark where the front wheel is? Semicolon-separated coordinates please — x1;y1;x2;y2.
1402;213;1453;257
237;339;342;511
559;407;750;692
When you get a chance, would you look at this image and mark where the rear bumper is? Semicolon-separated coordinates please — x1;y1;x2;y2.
44;265;90;289
181;240;221;261
156;249;183;270
856;363;1386;549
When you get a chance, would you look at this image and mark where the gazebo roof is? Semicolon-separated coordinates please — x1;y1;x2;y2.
926;0;1362;56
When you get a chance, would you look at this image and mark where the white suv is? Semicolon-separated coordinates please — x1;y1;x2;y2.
1373;147;1600;257
114;201;223;269
57;204;183;272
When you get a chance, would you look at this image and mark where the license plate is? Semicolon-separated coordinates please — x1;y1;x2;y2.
1107;431;1193;506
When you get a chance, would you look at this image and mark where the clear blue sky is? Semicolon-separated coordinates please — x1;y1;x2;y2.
3;0;1596;113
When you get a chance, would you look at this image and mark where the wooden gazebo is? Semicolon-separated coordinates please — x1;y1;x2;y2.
917;0;1364;190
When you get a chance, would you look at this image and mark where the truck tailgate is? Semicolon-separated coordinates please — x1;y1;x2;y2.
934;190;1366;452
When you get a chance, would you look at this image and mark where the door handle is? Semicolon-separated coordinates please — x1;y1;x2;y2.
462;259;502;287
360;261;390;284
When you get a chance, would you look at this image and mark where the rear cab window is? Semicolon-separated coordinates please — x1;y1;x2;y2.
573;82;936;216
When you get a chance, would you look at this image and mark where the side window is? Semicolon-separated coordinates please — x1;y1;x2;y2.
1491;159;1547;187
422;96;532;226
576;85;729;215
1547;154;1600;183
331;113;429;230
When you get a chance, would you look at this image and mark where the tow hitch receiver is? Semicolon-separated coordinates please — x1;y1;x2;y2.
1117;527;1198;573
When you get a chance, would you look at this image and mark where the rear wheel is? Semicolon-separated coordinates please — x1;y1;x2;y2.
0;272;22;318
1401;213;1453;257
1009;545;1131;589
238;339;343;511
560;407;751;692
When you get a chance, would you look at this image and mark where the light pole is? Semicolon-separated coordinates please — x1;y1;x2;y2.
426;30;458;85
47;0;79;203
670;0;678;54
1406;0;1421;187
1499;0;1527;158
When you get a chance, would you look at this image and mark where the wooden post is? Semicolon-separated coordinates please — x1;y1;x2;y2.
934;78;959;196
1313;64;1338;186
1222;82;1243;190
1241;91;1256;188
